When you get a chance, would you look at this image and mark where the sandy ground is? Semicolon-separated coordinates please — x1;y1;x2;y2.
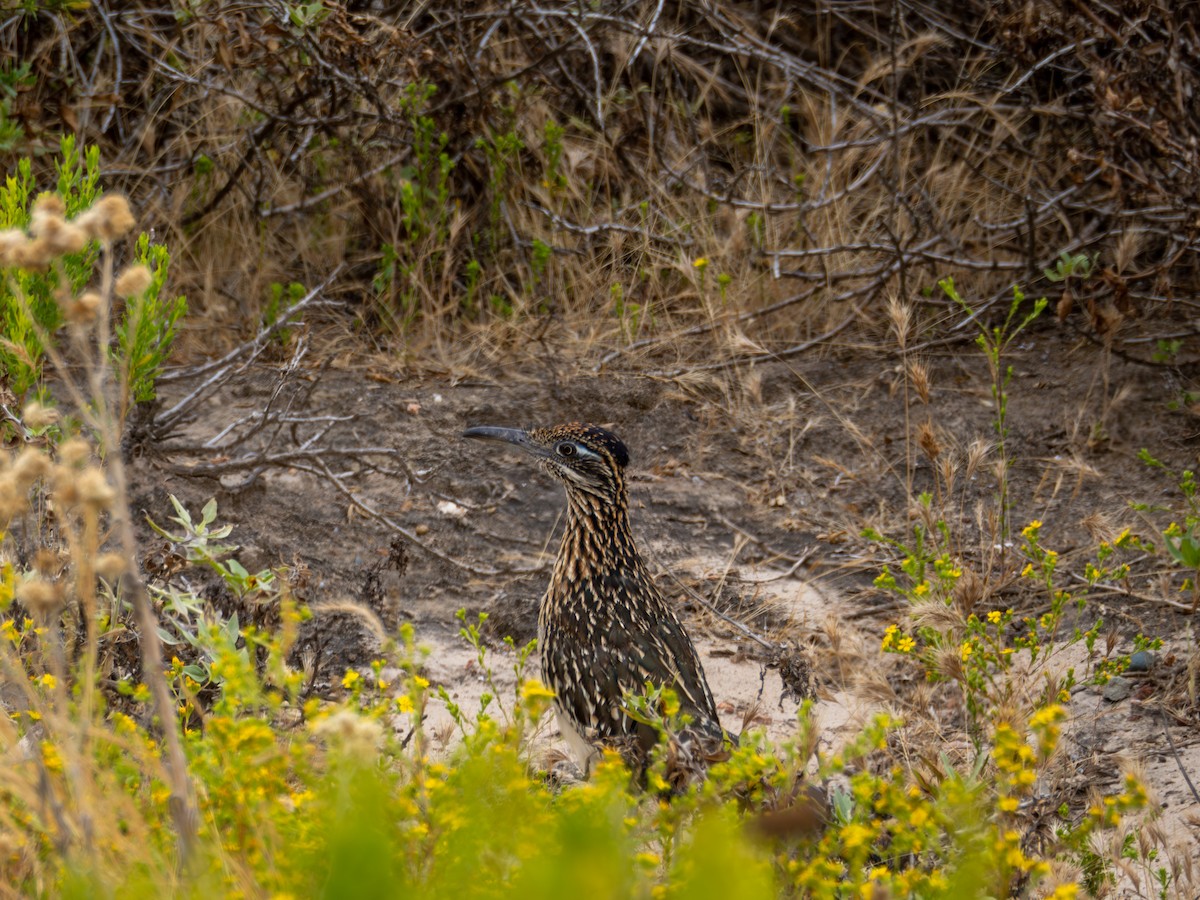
136;331;1200;885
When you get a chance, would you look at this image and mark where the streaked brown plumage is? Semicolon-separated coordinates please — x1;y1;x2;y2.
463;422;728;774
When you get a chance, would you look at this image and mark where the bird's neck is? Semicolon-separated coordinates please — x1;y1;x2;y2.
554;487;642;584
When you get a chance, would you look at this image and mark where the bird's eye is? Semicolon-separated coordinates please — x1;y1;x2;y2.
555;441;577;458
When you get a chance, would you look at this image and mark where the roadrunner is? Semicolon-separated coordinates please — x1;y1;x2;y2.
463;422;729;777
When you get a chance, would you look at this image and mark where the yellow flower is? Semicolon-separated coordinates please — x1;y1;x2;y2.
840;822;875;850
960;642;973;661
897;636;915;653
341;669;361;689
413;675;430;689
913;582;930;597
1029;704;1066;729
998;796;1019;812
37;673;56;690
1050;885;1079;900
395;695;414;714
519;679;557;702
692;257;709;269
987;610;1002;625
1021;520;1042;538
40;740;63;774
290;789;314;809
1021;563;1033;577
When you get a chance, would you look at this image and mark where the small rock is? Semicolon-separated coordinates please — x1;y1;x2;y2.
1127;650;1157;673
1102;676;1132;703
436;500;466;519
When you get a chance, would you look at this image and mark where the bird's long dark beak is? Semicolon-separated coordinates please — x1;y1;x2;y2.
462;425;533;450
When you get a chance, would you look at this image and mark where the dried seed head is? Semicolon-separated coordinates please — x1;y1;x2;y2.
76;467;116;509
30;196;70;253
312;708;384;753
58;438;91;467
0;229;25;265
33;549;64;575
81;195;136;242
908;359;931;403
932;644;965;682
22;402;59;430
1081;512;1118;546
95;552;128;580
10;237;52;273
965;438;991;480
911;598;965;633
917;420;941;461
887;298;912;350
1114;229;1142;273
45;223;87;256
0;478;28;519
65;291;103;325
16;576;60;612
938;453;957;494
10;448;51;489
952;567;986;614
53;470;78;506
115;264;152;298
31;194;66;219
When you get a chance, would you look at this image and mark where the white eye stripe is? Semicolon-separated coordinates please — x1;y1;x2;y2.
556;441;599;461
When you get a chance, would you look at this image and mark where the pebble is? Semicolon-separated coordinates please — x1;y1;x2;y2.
1127;650;1157;673
1102;676;1132;703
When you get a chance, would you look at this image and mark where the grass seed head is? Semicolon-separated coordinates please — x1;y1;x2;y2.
938;454;957;493
965;438;991;480
917;420;941;461
908;359;931;403
887;297;912;350
931;643;966;682
952;567;985;613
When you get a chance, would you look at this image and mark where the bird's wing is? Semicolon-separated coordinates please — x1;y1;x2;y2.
548;571;720;734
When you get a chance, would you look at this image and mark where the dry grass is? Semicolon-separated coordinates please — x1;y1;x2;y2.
3;0;1197;378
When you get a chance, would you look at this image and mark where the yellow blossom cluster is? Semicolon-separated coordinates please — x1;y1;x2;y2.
880;623;916;654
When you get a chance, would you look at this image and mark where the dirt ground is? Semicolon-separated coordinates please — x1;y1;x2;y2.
135;317;1200;874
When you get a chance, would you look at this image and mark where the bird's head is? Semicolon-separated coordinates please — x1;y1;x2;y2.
462;422;630;501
